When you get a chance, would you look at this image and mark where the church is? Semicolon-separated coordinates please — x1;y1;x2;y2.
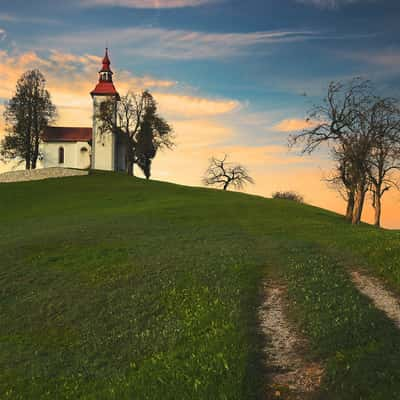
39;49;127;172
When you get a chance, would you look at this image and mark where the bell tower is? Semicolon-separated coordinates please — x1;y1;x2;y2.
90;48;120;171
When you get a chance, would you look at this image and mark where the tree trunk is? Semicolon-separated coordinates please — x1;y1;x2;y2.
125;146;135;176
352;186;366;225
32;105;39;169
345;190;355;221
25;128;31;170
31;150;38;169
32;130;39;169
373;190;382;228
223;181;229;191
127;161;134;176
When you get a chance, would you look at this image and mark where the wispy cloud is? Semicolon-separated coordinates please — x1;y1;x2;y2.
80;0;220;8
40;27;354;60
0;28;6;40
343;48;400;68
0;13;58;25
296;0;372;9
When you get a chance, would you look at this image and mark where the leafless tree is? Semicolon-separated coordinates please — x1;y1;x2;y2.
366;97;400;227
324;144;358;221
290;78;374;224
96;90;173;176
203;155;254;191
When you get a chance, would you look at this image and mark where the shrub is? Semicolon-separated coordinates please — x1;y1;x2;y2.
272;191;304;203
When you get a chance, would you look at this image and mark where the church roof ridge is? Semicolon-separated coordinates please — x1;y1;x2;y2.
42;126;92;142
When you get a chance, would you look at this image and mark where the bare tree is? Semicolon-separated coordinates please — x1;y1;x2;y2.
290;78;374;224
324;146;358;221
366;97;400;227
203;155;254;191
96;90;173;176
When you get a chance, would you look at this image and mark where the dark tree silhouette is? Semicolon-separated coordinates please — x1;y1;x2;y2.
366;97;400;227
1;70;56;169
290;78;374;225
136;92;173;179
96;90;173;177
272;191;304;203
291;78;400;227
324;143;358;221
203;155;254;191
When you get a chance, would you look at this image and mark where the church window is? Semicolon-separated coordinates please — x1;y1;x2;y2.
58;147;64;164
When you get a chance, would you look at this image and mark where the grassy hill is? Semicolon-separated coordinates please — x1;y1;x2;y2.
1;171;400;399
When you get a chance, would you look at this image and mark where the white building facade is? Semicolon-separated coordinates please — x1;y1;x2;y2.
39;49;126;172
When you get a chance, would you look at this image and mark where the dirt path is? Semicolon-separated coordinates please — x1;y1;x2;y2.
351;270;400;329
259;283;323;399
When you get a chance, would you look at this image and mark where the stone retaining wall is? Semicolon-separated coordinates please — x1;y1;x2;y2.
0;168;88;183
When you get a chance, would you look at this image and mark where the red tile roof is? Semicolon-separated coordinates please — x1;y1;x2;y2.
42;127;92;142
91;48;120;98
90;81;119;97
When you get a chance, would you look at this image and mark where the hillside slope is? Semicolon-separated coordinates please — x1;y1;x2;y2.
1;171;400;399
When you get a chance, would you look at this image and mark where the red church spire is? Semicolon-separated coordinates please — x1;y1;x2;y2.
91;48;120;98
101;48;111;73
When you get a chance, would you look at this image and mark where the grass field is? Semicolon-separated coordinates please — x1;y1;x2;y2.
1;171;400;399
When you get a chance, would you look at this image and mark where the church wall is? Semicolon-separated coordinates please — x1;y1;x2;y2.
76;142;91;169
92;96;116;171
40;141;90;170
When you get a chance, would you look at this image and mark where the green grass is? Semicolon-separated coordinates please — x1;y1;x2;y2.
1;171;400;399
286;253;400;399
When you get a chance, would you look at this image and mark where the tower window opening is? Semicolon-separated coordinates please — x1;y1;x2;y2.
58;147;64;164
100;72;110;81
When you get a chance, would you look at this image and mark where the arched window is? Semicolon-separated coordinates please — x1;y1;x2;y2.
58;147;64;164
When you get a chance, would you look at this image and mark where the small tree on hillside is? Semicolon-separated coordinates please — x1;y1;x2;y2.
136;92;173;179
1;70;56;169
203;155;254;191
272;191;304;203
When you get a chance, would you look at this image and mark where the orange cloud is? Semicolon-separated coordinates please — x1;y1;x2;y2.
274;118;317;132
172;119;234;147
155;93;239;119
0;49;175;110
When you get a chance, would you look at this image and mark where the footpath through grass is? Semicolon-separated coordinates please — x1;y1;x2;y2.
1;171;400;399
286;252;400;399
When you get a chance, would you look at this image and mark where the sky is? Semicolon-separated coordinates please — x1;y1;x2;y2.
0;0;400;228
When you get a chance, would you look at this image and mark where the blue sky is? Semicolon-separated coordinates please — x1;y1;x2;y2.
2;0;400;102
1;0;400;227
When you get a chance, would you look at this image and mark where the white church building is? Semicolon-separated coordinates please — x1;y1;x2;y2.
40;49;126;172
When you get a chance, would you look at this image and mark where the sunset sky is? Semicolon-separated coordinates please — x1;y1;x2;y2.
1;0;400;228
